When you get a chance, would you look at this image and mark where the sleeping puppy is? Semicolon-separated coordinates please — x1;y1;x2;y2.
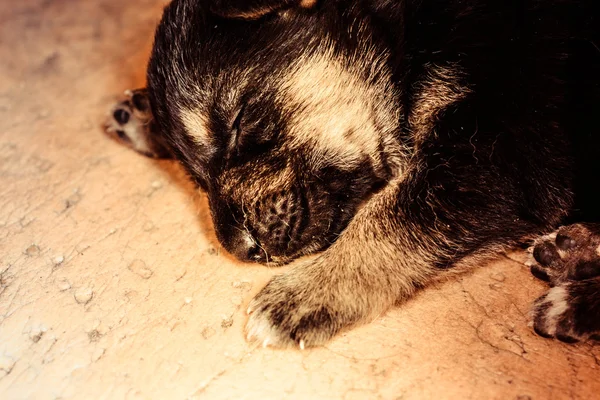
105;0;600;347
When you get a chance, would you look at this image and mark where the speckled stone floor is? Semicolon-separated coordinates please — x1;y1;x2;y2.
1;1;599;399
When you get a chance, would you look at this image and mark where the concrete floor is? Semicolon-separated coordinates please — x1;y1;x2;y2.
1;0;599;399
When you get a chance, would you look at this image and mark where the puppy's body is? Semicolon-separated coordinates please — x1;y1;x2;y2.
106;0;600;346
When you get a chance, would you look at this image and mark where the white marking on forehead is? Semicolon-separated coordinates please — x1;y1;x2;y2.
179;108;210;145
282;50;399;170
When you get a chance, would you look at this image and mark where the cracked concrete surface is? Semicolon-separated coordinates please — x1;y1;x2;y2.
0;0;599;398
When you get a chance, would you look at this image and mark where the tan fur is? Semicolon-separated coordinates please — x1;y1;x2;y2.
281;49;406;173
180;108;211;146
221;163;295;200
535;286;569;336
226;0;318;20
408;64;471;147
299;0;318;8
227;9;277;20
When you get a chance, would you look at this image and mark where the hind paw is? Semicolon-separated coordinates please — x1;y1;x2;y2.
530;224;600;284
104;88;171;159
530;224;600;342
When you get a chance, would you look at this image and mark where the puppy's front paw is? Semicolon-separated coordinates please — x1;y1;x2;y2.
245;265;360;349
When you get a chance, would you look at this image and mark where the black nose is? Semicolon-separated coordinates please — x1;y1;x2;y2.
209;197;267;263
227;230;265;262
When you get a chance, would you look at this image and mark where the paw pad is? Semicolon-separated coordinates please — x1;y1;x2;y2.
113;108;130;125
104;89;171;159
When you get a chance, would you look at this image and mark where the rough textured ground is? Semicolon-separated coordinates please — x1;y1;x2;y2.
1;1;599;399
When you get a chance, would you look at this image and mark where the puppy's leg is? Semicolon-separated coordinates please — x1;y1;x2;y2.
530;223;600;342
104;88;172;159
246;153;549;348
246;178;438;348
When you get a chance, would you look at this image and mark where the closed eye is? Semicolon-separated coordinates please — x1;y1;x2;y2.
228;105;245;151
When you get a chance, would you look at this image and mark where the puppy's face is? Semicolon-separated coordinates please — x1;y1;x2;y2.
147;0;403;264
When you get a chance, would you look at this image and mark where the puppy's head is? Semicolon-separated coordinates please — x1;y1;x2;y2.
146;0;403;264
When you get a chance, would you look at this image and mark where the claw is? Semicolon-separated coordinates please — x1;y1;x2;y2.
299;340;305;350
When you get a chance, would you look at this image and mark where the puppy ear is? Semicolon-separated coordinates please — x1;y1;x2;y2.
211;0;318;20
